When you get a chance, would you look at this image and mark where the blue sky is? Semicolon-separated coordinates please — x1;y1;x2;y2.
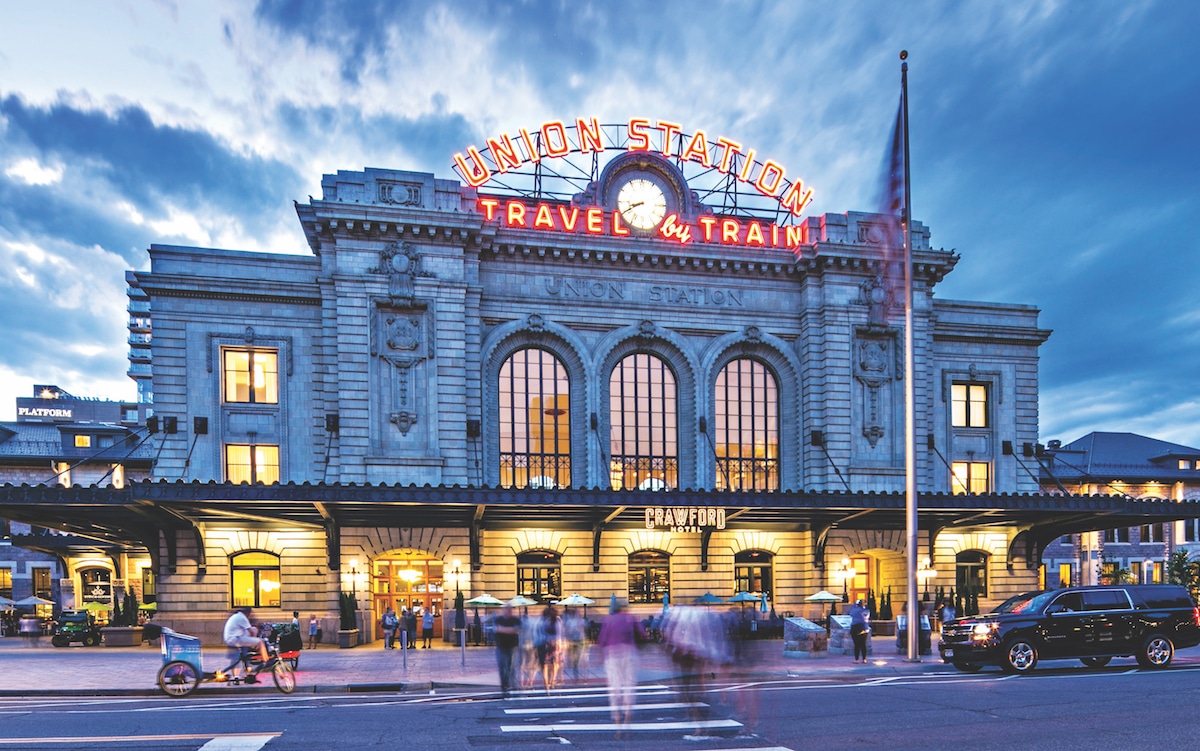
1;0;1198;447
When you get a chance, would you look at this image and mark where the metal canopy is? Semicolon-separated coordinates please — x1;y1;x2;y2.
2;481;1199;555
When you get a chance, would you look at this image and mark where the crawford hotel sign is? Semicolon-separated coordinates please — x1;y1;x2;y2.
454;117;815;249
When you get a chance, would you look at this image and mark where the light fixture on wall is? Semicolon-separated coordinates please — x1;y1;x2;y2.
918;557;937;601
839;558;856;603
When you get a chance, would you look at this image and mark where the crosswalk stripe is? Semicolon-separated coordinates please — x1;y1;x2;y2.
0;732;281;746
199;736;277;751
503;701;706;715
501;718;742;733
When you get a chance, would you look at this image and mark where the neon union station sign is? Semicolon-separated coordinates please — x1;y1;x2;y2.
455;117;815;249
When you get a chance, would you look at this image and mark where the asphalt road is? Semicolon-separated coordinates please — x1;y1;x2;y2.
2;661;1200;750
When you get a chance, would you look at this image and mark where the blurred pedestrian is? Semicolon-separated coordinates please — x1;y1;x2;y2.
597;599;646;733
849;598;870;663
494;603;521;696
537;604;562;691
562;607;588;681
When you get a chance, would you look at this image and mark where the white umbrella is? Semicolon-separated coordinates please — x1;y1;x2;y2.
554;593;595;616
554;593;595;607
464;594;505;607
14;596;55;606
507;595;539;607
806;590;841;632
0;595;14;606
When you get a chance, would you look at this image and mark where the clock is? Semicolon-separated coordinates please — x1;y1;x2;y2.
617;177;668;231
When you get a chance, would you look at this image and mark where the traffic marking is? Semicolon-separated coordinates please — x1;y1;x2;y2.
501;718;741;733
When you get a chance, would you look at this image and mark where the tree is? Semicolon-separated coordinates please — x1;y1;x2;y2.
339;591;359;631
880;587;893;620
867;589;877;621
1167;549;1199;601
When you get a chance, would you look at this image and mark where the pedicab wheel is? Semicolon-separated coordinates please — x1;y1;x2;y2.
158;660;201;697
272;661;296;694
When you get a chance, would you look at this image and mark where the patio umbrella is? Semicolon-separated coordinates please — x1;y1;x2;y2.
80;602;111;613
507;594;539;616
554;593;595;617
138;602;158;611
693;592;727;606
464;594;504;646
729;591;760;616
806;590;842;633
14;596;55;606
0;595;14;606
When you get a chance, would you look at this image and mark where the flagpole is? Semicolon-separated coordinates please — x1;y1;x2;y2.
900;50;920;662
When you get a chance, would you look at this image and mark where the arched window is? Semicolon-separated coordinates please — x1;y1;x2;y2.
517;551;561;603
715;359;779;490
628;550;670;604
956;551;988;599
609;354;677;490
231;551;281;608
79;567;113;607
499;349;571;488
734;550;773;598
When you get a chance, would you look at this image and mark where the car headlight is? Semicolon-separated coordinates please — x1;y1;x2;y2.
972;622;998;640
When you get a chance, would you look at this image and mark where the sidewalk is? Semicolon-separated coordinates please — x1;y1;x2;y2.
0;635;951;697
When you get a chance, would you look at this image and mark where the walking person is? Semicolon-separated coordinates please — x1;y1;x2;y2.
308;614;319;649
421;607;435;648
537;603;562;691
849;597;870;663
596;599;646;735
380;606;398;650
493;602;522;696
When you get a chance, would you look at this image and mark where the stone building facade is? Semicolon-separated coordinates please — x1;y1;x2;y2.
117;140;1062;642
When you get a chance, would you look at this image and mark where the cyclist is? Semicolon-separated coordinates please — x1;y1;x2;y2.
223;606;270;678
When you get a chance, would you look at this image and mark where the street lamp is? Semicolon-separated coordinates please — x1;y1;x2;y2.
918;557;937;602
839;558;856;603
1144;558;1154;585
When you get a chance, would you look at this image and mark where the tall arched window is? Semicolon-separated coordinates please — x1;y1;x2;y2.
609;353;677;490
715;359;779;490
231;551;281;608
499;349;571;488
516;551;562;603
628;550;670;604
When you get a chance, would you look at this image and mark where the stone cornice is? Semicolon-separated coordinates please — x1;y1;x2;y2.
932;322;1053;346
138;275;321;306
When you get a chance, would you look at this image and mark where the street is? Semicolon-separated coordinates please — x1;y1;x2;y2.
2;660;1200;750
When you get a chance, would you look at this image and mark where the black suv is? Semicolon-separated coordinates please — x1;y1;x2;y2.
939;584;1200;674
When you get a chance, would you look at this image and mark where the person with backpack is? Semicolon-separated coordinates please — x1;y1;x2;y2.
381;607;398;650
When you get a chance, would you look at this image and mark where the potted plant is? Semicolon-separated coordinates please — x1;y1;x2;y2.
337;591;359;649
102;588;145;647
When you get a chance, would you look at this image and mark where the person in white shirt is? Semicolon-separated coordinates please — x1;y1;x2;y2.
223;606;269;667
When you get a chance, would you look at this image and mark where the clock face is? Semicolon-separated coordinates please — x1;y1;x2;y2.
617;178;668;231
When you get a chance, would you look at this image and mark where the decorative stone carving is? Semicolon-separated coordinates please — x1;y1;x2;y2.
370;240;434;308
242;326;255;343
378;182;422;206
390;411;417;435
859;274;893;328
854;329;898;449
637;320;656;338
526;314;545;332
385;316;420;351
745;326;762;342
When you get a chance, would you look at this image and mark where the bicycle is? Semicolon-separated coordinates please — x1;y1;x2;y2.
148;624;296;697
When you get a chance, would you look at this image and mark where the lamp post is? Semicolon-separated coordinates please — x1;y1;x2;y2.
918;557;937;602
451;558;466;666
1144;558;1154;585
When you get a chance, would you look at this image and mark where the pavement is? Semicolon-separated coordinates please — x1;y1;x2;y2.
0;634;953;697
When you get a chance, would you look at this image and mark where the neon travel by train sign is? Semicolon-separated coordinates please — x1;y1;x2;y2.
453;117;816;249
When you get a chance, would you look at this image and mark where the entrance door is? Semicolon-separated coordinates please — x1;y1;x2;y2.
371;552;444;641
847;556;871;606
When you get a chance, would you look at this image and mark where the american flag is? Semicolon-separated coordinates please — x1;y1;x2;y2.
875;95;907;303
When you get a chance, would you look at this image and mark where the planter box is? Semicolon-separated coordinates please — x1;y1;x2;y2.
338;629;359;649
102;626;144;647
